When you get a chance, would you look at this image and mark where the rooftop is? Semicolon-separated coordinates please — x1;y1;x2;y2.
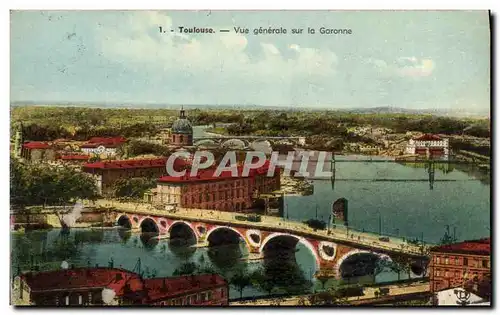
83;158;167;170
22;142;51;149
59;154;90;160
158;160;274;183
431;238;490;256
88;136;127;144
142;274;226;303
83;157;189;170
19;268;226;303
20;267;143;296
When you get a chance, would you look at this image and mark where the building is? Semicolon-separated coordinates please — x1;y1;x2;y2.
12;267;143;306
82;158;189;195
80;136;127;158
12;268;228;306
131;274;228;306
20;141;56;162
170;107;193;147
405;134;449;159
154;160;280;212
429;238;490;296
82;158;169;195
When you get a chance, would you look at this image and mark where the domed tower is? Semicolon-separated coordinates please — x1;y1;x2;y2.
170;106;193;146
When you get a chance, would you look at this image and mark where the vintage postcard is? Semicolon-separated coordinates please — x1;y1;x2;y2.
10;10;491;307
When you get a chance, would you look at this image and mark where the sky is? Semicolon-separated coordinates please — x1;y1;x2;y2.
10;10;490;112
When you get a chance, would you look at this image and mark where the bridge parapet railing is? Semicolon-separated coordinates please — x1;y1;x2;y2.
87;199;428;256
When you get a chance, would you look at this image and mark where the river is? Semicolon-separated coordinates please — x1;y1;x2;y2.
11;126;491;299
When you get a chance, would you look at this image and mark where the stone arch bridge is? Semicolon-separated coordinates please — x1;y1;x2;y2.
108;208;428;279
193;136;306;150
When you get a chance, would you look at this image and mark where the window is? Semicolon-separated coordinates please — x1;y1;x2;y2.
65;295;69;306
207;291;212;300
455;271;460;278
483;260;489;268
463;257;468;266
436;257;440;264
201;292;207;301
78;295;82;305
445;257;449;265
220;288;225;298
455;258;459;265
436;270;441;277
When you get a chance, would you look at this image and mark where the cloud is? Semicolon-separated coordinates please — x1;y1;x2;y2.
367;57;435;78
95;12;338;88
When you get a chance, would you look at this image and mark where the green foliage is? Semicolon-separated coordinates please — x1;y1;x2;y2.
10;158;98;208
113;177;157;199
172;262;198;276
172;261;216;277
230;271;253;299
250;261;313;296
120;140;171;158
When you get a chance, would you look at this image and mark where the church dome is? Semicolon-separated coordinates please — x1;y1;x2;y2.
171;107;193;135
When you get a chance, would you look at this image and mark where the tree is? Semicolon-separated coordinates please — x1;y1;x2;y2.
230;271;253;299
251;268;276;296
172;262;198;276
10;160;98;226
113;177;156;199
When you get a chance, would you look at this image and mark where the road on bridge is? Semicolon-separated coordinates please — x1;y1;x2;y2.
86;199;429;257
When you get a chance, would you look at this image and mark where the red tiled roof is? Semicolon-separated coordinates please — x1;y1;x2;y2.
59;154;90;160
88;136;127;144
414;134;442;141
158;160;273;183
142;274;226;303
80;136;127;149
81;143;121;149
20;268;143;295
83;158;167;170
22;142;51;149
20;268;226;304
431;238;491;256
82;158;190;170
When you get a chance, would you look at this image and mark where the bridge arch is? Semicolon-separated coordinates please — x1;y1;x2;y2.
335;249;392;278
205;226;250;251
249;140;272;153
116;214;132;229
221;139;248;150
168;220;198;243
139;217;159;234
259;232;320;269
193;139;219;148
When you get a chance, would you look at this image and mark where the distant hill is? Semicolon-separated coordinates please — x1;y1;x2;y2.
10;102;489;118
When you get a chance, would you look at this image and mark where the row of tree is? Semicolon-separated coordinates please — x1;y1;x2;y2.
10;158;98;209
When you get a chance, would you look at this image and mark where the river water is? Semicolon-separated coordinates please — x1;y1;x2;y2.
11;126;491;299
